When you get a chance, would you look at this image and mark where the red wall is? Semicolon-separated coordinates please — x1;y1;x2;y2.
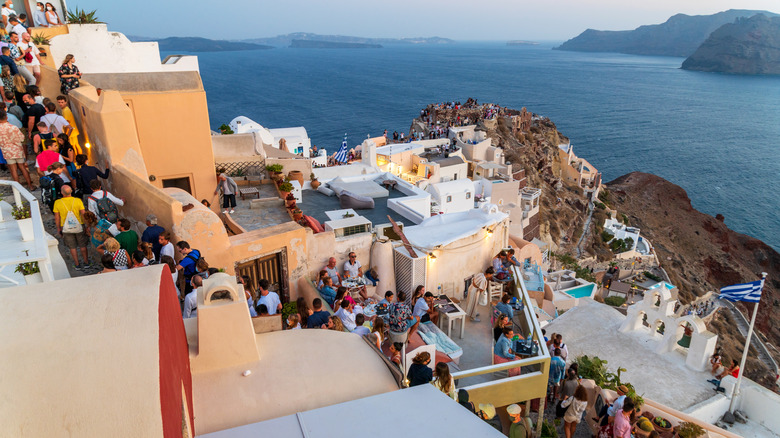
157;267;195;437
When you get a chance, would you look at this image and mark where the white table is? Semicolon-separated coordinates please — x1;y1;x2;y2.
438;302;466;339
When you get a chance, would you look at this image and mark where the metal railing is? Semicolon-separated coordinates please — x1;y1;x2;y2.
0;181;55;285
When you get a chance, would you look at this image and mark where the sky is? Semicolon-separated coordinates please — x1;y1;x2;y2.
73;0;779;41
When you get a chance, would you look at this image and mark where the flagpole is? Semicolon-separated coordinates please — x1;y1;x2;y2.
728;272;767;413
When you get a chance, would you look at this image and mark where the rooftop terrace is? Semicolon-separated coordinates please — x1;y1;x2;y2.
300;188;407;227
229;183;293;232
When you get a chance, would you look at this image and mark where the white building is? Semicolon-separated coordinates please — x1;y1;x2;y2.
427;179;474;215
228;116;316;159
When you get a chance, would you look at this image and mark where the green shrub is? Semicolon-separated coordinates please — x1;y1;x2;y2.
66;7;101;24
604;296;626;307
281;302;297;321
219;124;234;135
677;422;705;438
601;230;613;242
266;164;283;173
540;420;558;438
643;271;662;282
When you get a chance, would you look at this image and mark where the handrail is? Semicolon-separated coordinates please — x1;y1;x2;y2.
1;180;54;282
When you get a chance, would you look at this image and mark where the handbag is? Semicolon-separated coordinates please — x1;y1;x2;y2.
555;399;568;418
62;203;83;234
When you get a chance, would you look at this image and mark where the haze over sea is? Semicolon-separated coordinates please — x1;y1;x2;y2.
176;42;780;251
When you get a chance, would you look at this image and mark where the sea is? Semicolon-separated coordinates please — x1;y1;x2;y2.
170;42;780;252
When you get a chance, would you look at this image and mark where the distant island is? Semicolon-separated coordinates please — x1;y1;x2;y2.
290;39;382;49
682;14;780;75
130;36;272;52
506;40;539;46
243;32;454;47
555;9;778;57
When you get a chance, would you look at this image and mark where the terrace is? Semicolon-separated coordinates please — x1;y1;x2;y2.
225;182;293;233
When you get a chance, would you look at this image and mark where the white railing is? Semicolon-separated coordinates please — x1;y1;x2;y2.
0;181;54;285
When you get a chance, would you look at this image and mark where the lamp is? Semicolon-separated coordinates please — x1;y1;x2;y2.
429;253;437;261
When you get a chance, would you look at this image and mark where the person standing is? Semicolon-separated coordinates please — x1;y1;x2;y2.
612;398;635;438
141;214;164;261
75;155;109;196
8;31;34;85
87;179;123;223
40;101;71;137
465;267;493;322
56;95;80;151
548;348;566;402
1;1;15;29
255;279;282;315
507;403;531;438
52;185;89;270
561;385;588;438
44;2;61;25
0;109;33;188
114;218;138;255
23;93;44;143
32;2;47;27
158;231;175;262
214;172;237;214
57;54;80;94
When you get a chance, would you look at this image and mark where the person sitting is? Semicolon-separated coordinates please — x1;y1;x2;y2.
352;313;370;336
389;342;403;366
710;347;723;376
256;304;269;316
407;351;432;387
503;248;521;268
335;299;357;331
371;317;385;348
379;290;394;306
493;314;510;343
496;293;514;319
333;285;357;310
343;252;368;300
316;269;329;289
319;275;337;307
307;298;330;329
323;257;342;286
413;290;439;325
364;266;379;286
388;291;417;338
433;361;456;400
494;326;521;376
492;250;512;280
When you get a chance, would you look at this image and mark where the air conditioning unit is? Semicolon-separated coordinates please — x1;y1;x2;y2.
394;245;427;303
375;222;403;241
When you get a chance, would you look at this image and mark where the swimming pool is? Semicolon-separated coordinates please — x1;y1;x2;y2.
562;284;595;299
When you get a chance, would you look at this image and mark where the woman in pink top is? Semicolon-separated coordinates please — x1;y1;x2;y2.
613;397;635;438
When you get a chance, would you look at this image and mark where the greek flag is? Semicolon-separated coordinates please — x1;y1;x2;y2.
718;280;764;303
334;135;349;164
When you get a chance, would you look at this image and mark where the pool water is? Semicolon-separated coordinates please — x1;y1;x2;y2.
563;284;596;299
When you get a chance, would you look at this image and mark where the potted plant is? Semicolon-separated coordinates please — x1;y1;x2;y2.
66;7;102;24
15;261;41;284
31;33;50;59
676;421;705;438
292;208;303;221
285;192;296;208
278;180;293;199
652;416;672;434
310;173;320;189
12;203;34;241
266;164;283;181
287;170;304;186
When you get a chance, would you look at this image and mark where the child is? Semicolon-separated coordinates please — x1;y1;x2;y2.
389;342;403;366
287;314;301;330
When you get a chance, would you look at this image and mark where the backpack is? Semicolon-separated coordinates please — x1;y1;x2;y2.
89;192;119;223
39;174;61;212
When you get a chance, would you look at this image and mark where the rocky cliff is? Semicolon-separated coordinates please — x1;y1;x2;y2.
682;14;780;74
607;172;780;388
555;9;776;57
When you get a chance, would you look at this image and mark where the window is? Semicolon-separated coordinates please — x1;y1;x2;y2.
162;177;192;194
466;192;471;199
342;224;370;237
446;195;452;203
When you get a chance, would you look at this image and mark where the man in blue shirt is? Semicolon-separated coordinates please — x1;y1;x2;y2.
378;290;394;306
494;327;521;376
413;291;438;324
495;293;514;319
141;214;164;261
307;298;330;328
175;241;201;293
548;348;566;402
